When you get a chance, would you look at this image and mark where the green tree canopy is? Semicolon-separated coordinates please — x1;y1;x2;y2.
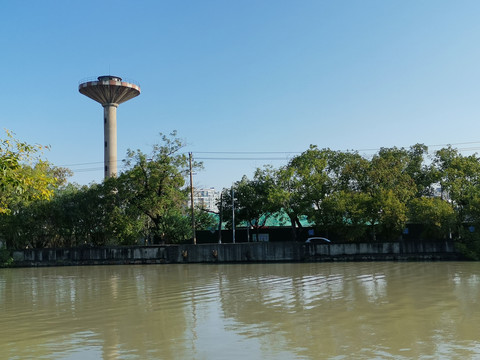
0;130;69;214
117;132;202;244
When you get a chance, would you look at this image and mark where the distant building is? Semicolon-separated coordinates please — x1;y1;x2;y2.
190;187;220;212
432;185;450;201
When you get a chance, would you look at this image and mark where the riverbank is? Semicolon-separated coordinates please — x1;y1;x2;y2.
9;241;459;267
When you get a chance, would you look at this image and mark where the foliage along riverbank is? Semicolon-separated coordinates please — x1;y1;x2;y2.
2;130;480;261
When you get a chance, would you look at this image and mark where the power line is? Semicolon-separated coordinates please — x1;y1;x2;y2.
196;157;291;160
427;141;480;147
59;141;480;173
58;161;103;167
193;151;302;154
71;167;104;173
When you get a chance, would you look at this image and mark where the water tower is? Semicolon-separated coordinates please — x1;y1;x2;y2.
79;75;141;178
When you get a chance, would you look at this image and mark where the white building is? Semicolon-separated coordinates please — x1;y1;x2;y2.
191;187;220;212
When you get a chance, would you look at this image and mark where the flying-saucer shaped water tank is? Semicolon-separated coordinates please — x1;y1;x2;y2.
79;75;141;179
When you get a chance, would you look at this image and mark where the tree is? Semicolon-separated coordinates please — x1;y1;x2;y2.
356;147;417;240
432;147;480;258
0;130;68;214
64;180;144;246
273;149;367;241
284;147;374;240
220;168;280;240
285;146;333;235
409;197;456;240
191;208;218;231
1;131;207;248
434;147;480;222
405;144;436;197
268;164;307;241
0;130;71;248
117;132;202;244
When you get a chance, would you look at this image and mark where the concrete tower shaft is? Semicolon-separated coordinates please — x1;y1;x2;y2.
79;76;140;178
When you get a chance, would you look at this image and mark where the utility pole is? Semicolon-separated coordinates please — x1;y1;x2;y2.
189;152;196;245
232;186;235;244
218;192;223;244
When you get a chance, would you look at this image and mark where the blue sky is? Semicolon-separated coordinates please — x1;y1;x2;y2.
2;1;480;190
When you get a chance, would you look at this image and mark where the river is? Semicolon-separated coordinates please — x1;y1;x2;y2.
1;262;479;359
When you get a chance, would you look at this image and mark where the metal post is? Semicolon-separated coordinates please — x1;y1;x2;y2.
232;186;235;244
189;152;196;245
218;192;223;244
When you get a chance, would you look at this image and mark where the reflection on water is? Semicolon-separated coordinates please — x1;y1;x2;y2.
1;262;480;359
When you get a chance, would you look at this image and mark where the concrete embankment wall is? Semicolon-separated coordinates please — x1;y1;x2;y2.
11;241;459;267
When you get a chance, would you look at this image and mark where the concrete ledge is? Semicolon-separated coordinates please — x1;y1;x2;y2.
9;241;460;267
